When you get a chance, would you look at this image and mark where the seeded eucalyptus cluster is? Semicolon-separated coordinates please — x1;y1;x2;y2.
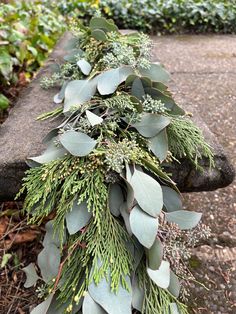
19;17;213;314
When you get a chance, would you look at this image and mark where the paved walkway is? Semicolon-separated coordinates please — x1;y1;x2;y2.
154;35;236;313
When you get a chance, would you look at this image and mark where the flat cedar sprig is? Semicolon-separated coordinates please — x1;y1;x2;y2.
20;16;213;314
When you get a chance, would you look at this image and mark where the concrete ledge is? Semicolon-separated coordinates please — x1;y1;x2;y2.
0;32;234;200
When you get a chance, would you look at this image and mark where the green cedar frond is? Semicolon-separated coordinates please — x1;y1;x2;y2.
167;117;214;169
138;263;188;314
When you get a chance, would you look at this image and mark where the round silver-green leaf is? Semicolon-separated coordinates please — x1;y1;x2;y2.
168;270;180;298
22;263;40;288
88;276;132;314
147;260;170;289
147;237;163;270
66;200;92;235
77;59;92;75
83;293;106;314
130;205;158;248
138;63;170;83
166;210;202;230
132;113;171;138
37;243;60;283
162;186;182;212
86;110;103;126
31;294;54;314
59;130;96;157
149;129;168;162
64;79;97;112
130;168;163;217
132;276;144;311
109;183;123;217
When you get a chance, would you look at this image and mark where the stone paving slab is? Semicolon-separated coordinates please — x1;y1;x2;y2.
0;33;235;200
152;34;236;74
0;33;71;200
153;35;236;313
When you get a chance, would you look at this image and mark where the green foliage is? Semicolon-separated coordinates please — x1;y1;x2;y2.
0;0;65;111
167;116;215;168
57;0;236;34
19;16;214;314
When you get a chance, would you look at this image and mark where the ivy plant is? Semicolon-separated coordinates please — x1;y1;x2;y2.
19;17;212;314
0;0;65;111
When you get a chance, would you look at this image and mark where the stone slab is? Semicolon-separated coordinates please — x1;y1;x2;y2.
0;32;72;200
0;33;235;199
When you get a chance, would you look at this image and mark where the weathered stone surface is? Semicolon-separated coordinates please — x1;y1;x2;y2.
0;32;234;200
0;33;72;200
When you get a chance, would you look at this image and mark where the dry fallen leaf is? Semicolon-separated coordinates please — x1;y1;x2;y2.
0;216;9;237
4;229;40;249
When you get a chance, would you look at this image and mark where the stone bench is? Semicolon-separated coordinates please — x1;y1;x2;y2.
0;33;234;200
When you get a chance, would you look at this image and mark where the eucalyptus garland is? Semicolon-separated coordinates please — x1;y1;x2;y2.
19;17;213;314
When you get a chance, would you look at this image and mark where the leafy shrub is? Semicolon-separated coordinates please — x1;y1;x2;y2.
0;0;65;110
57;0;236;34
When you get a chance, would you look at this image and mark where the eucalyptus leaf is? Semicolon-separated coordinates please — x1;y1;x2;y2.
132;113;171;138
168;270;180;298
91;29;108;41
86;110;103;126
139;63;170;83
130;168;163;217
109;183;123;217
43;129;59;144
130;205;158;248
59;130;96;157
58;81;68;100
119;66;134;82
66;200;92;235
22;263;40;288
37;243;60;283
43;221;61;248
47;294;82;314
149;129;168;161
125;163;132;182
131;77;145;100
169;303;180;314
126;237;144;270
97;67;133;95
89;17;119;33
120;203;132;236
162;186;182;212
64;79;97;112
147;237;163;270
97;68;120;95
132;276;144;311
166;210;202;230
147;260;170;289
29;141;67;164
124;178;134;210
125;74;138;87
88;275;132;314
64;49;83;62
83;293;106;314
31;294;54;314
77;59;92;75
53;93;63;104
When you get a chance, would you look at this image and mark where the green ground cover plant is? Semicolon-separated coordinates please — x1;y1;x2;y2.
57;0;236;34
19;16;213;313
0;0;65;111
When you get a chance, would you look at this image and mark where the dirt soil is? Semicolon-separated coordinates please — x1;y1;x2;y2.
0;34;235;313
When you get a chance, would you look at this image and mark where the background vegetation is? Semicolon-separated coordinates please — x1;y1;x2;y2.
1;0;236;112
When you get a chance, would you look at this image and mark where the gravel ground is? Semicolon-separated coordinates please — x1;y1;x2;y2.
154;35;236;313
